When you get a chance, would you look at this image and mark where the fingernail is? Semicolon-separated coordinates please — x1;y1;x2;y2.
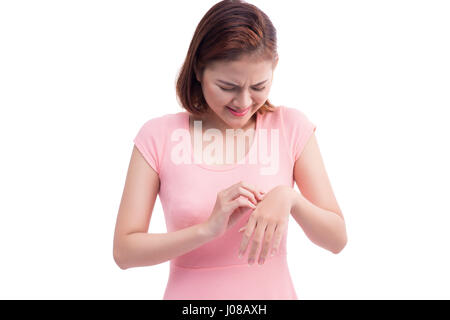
238;252;243;259
271;249;276;257
258;258;265;265
248;258;254;265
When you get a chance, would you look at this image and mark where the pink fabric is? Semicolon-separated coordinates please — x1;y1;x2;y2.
133;106;316;300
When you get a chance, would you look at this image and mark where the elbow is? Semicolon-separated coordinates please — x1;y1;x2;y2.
332;234;348;255
113;244;128;270
114;253;128;270
332;218;347;254
332;246;345;255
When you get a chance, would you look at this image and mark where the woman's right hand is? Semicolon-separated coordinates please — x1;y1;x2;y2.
203;181;266;239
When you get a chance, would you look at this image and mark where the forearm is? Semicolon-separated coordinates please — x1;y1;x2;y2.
115;223;214;270
290;190;347;254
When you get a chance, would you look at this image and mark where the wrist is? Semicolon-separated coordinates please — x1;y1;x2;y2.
272;185;301;213
198;221;216;241
291;189;305;217
288;187;303;214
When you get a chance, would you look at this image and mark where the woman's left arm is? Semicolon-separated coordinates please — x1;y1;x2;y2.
291;132;347;254
238;133;347;264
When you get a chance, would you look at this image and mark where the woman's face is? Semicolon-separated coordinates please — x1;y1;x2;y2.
196;55;278;130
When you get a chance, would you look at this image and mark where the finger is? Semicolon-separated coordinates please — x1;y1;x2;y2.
237;181;265;202
239;182;266;202
258;223;276;265
238;213;257;258
256;190;265;201
270;222;285;257
229;197;256;212
247;220;267;265
228;186;258;206
258;192;266;201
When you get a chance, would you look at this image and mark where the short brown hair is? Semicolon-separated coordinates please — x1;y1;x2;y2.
175;0;279;116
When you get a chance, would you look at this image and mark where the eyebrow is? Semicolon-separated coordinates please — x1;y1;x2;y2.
217;79;268;87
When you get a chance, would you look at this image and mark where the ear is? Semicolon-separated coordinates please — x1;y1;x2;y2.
194;66;202;83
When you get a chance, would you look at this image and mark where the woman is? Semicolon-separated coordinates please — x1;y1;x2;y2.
113;0;347;300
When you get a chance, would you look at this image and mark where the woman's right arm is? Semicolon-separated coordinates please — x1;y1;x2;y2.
113;146;215;270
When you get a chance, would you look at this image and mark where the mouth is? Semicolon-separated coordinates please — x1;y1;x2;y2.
226;106;251;117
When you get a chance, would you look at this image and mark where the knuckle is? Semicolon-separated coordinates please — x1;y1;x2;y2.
275;220;285;229
279;221;288;230
258;216;269;225
238;198;247;205
252;238;261;245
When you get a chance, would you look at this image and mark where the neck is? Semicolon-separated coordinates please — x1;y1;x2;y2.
190;109;256;134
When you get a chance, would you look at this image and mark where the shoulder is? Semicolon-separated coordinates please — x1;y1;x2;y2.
261;105;311;122
275;105;317;163
263;105;315;132
133;111;186;155
259;105;315;128
279;105;311;123
137;112;182;130
136;111;186;137
279;105;316;132
133;111;186;175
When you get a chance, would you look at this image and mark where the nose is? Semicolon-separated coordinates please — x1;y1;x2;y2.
232;90;254;110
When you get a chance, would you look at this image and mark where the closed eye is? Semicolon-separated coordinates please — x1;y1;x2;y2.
219;87;266;92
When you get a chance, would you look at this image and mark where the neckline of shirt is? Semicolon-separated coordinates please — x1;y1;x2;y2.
183;110;261;172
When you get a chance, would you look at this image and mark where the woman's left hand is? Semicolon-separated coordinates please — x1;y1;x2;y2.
238;185;295;265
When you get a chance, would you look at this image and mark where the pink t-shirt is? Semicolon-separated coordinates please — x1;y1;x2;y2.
133;105;316;300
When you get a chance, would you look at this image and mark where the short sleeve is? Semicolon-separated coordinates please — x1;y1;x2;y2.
281;106;317;163
133;117;165;174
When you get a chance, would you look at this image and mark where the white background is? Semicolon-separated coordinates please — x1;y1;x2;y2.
1;0;449;299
